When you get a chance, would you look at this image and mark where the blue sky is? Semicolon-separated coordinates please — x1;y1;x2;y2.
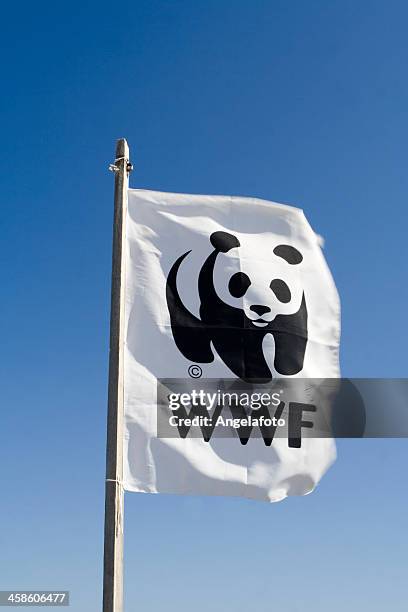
1;0;408;610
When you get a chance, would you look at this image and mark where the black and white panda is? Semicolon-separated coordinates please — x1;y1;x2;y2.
166;231;308;382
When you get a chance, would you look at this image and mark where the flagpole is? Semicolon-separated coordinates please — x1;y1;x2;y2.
103;138;132;612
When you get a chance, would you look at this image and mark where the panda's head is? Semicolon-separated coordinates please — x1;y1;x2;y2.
208;231;304;327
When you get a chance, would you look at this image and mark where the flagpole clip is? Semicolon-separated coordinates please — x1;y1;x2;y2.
108;158;133;174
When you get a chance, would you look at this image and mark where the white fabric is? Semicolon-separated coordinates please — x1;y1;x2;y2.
123;189;340;502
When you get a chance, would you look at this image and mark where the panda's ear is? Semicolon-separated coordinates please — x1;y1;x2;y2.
273;244;303;265
210;231;240;252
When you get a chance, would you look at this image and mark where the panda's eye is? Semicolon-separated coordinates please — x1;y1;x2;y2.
270;279;291;303
228;272;251;298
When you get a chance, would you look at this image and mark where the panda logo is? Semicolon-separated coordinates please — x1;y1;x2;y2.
166;231;308;382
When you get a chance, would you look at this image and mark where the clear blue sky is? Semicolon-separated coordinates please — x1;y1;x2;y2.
1;1;407;610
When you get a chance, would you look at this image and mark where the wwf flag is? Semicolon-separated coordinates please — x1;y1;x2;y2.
123;190;340;502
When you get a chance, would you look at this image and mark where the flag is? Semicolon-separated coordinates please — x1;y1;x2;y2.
123;190;340;502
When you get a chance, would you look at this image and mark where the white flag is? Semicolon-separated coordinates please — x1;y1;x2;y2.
123;190;340;502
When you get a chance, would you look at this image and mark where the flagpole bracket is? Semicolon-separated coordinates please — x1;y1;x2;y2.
108;159;133;174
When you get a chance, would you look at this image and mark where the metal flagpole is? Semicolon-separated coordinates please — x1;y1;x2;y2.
103;138;133;612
